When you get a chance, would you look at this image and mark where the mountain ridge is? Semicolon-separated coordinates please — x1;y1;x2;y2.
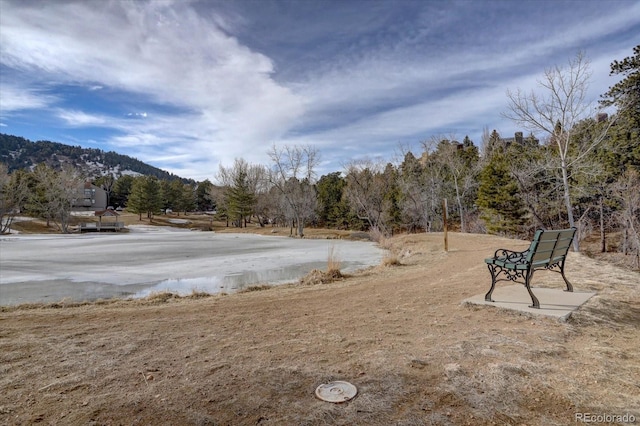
0;133;193;183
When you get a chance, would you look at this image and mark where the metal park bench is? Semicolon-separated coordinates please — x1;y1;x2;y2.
484;228;576;309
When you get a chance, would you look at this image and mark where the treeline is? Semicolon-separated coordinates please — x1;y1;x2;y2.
1;48;638;266
105;174;214;219
0;133;192;183
0;163;214;232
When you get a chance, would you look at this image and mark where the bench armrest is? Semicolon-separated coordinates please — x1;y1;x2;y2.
492;248;530;263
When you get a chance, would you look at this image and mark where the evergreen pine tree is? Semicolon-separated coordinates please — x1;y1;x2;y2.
477;153;526;234
128;176;163;221
225;168;255;227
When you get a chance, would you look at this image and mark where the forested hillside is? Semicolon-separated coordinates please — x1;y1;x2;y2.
0;133;189;182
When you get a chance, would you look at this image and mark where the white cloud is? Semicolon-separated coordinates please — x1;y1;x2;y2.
0;0;637;180
0;0;305;174
0;84;57;112
57;109;106;126
126;112;148;119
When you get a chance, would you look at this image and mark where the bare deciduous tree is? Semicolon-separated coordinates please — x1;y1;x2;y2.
613;169;640;268
344;159;393;236
30;165;84;233
397;151;433;232
423;137;480;233
0;164;29;234
95;174;115;207
267;144;319;237
418;137;470;233
503;52;615;251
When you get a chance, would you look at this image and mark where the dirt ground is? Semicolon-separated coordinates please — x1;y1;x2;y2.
1;231;639;425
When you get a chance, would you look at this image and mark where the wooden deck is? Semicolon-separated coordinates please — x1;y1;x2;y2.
78;222;125;232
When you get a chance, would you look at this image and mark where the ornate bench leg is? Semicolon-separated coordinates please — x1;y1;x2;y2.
560;260;573;292
524;269;540;309
485;264;497;302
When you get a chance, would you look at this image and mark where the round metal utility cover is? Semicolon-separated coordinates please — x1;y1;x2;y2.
315;381;357;403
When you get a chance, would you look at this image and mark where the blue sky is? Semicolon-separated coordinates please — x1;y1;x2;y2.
1;0;638;181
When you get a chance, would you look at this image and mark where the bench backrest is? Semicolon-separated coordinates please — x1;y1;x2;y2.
526;228;576;267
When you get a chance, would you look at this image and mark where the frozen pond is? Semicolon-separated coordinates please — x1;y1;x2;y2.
0;229;385;306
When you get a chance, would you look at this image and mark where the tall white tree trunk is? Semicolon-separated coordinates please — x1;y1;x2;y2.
560;159;578;251
453;174;465;233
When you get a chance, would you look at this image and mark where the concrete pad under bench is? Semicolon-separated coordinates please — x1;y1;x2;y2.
464;285;596;321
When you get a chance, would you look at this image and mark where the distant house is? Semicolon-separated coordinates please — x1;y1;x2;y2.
73;182;107;211
499;132;539;148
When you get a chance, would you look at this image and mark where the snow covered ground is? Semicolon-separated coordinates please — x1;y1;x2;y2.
0;228;385;306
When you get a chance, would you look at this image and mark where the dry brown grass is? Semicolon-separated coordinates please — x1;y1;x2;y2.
7;218;57;234
326;244;342;273
238;284;273;293
1;232;638;425
298;268;345;285
381;253;402;267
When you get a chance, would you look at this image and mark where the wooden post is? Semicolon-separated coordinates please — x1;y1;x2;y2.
443;199;448;252
600;196;606;253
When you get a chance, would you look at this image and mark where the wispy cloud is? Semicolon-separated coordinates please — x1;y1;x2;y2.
57;109;107;127
125;112;148;119
0;1;304;155
0;0;637;180
0;84;58;112
2;2;304;116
